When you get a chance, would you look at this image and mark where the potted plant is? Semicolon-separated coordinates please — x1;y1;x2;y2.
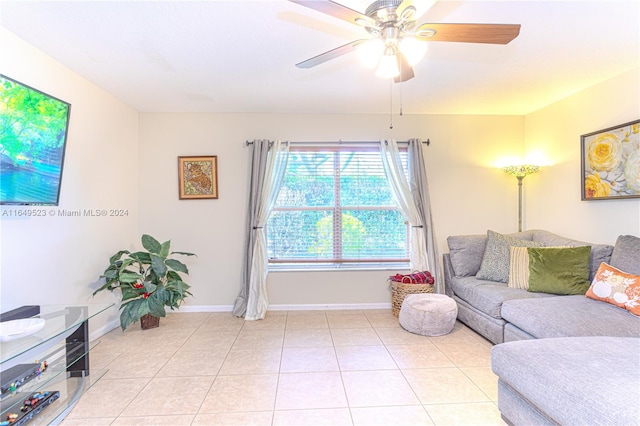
94;234;196;330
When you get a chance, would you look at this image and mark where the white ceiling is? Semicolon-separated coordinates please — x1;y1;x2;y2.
1;0;639;115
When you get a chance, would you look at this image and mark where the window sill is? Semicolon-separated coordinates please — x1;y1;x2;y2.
268;263;410;273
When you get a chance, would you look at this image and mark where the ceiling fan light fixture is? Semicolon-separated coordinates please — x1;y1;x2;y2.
288;0;521;83
357;38;385;68
375;47;400;78
399;5;416;22
399;37;428;66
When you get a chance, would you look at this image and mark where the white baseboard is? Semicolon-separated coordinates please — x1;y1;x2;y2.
268;303;392;311
90;319;120;341
180;303;392;312
177;305;235;312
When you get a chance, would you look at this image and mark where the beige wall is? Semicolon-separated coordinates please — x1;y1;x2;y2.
138;113;523;308
2;25;637;315
0;28;140;331
524;68;640;243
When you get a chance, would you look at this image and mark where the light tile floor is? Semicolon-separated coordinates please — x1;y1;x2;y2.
62;310;504;426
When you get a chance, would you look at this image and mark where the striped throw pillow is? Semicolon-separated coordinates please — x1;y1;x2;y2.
508;246;531;289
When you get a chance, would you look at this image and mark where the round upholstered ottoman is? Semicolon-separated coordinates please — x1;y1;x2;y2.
399;293;458;336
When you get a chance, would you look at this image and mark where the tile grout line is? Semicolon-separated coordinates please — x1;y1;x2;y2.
373;318;437;425
108;313;211;424
63;311;501;425
270;310;289;426
188;311;245;423
332;313;357;425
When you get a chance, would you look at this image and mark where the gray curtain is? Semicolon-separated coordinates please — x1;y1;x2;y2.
408;138;444;294
233;140;271;317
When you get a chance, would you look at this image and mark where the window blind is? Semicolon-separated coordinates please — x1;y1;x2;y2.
267;146;409;265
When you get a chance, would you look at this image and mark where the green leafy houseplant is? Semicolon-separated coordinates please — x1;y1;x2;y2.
94;234;196;330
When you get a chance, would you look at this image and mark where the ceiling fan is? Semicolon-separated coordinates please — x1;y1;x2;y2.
289;0;521;83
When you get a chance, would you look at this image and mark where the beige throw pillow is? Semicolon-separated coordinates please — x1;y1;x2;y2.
508;246;531;289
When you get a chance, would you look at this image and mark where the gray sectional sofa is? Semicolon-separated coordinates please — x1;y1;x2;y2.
491;336;640;426
443;230;640;425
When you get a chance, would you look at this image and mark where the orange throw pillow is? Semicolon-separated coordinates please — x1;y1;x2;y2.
586;262;640;316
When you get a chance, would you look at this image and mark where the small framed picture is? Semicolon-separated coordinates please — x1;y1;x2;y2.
178;156;218;199
581;119;640;200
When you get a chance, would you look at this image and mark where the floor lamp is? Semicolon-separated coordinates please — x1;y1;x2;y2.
503;165;540;232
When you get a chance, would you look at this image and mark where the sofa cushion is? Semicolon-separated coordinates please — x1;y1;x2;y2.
477;230;541;283
609;234;640;274
531;229;613;280
447;230;536;278
586;262;640;316
491;337;640;426
501;295;640;338
527;246;592;295
447;234;487;277
449;275;553;319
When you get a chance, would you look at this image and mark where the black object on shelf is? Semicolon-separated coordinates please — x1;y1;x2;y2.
1;390;60;426
0;364;41;395
0;306;40;322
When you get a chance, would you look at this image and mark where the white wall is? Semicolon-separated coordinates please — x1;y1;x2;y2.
525;68;640;244
0;28;139;331
139;113;523;307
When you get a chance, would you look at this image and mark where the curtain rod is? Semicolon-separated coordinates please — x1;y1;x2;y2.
245;139;430;146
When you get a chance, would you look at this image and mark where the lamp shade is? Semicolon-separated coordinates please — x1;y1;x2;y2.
357;39;385;68
399;37;428;66
503;164;540;178
503;164;539;232
376;51;400;78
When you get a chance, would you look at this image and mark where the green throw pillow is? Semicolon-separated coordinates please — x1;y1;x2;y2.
527;246;592;295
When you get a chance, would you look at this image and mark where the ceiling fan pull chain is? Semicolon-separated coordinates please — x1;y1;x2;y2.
389;79;393;129
399;80;403;116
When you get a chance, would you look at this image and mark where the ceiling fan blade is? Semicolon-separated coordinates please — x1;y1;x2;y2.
394;53;415;83
289;0;376;27
396;0;437;22
415;23;521;44
296;39;367;68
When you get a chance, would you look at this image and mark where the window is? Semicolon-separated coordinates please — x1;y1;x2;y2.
267;145;409;268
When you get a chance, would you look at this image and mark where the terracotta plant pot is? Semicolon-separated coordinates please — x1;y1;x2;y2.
140;313;160;330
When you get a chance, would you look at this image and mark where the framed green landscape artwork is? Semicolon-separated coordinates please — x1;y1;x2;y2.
581;119;640;200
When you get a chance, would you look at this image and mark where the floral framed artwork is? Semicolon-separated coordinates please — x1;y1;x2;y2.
178;156;218;199
581;119;640;200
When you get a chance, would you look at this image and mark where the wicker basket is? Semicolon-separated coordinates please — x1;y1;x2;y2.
391;281;434;317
